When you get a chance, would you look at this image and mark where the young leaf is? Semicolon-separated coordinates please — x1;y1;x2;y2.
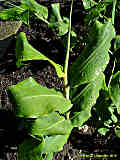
9;77;72;118
82;0;97;10
71;73;105;127
98;127;109;136
109;71;120;114
15;32;64;78
69;21;115;88
29;112;73;136
49;3;69;36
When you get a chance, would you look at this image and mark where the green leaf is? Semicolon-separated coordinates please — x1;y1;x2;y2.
109;71;120;114
41;135;69;153
71;73;105;127
18;135;69;159
21;0;48;21
95;91;112;122
15;32;64;78
98;127;109;136
114;35;120;51
49;3;69;36
82;0;97;10
115;128;120;138
0;5;26;21
29;112;73;136
18;137;43;160
9;77;72;118
45;152;54;160
70;21;115;88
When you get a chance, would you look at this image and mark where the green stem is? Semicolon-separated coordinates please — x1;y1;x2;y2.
112;0;117;25
64;0;74;100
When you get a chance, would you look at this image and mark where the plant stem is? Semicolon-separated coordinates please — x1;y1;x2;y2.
112;0;117;25
64;0;74;100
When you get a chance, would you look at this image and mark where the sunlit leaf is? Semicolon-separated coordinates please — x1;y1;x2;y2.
41;135;69;153
29;112;73;136
71;73;105;127
98;127;109;136
70;21;115;88
9;77;72;118
82;0;97;9
15;32;64;77
21;0;48;21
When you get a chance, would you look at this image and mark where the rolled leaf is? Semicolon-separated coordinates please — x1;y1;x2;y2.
69;21;115;88
15;32;64;78
71;73;105;127
9;77;72;118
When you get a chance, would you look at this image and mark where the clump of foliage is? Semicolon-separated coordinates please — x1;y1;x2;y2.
0;0;120;159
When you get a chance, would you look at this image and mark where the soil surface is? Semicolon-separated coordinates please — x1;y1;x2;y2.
0;1;120;160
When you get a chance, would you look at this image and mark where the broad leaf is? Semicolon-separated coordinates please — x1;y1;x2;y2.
69;21;115;88
29;112;73;136
41;135;69;153
71;73;105;127
9;77;72;118
109;71;120;114
18;135;69;160
15;32;64;78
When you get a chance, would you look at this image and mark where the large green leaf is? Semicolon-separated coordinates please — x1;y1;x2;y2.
109;71;120;114
18;134;69;160
29;112;73;136
15;32;64;78
71;73;105;127
69;21;115;88
9;77;72;118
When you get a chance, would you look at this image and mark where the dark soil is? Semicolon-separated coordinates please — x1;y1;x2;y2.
0;1;120;160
